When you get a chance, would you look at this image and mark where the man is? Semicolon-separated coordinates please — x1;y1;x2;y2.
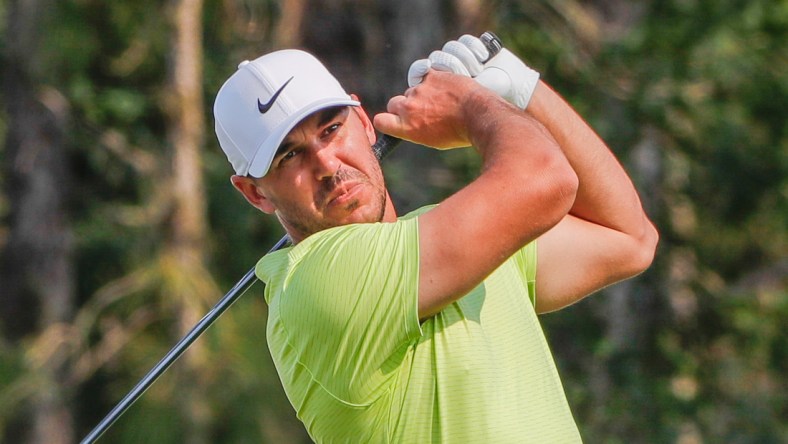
213;34;657;443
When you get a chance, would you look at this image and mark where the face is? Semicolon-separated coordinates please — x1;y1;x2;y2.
232;103;393;243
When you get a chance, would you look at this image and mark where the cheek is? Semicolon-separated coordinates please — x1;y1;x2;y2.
346;136;381;174
268;174;319;209
364;154;385;184
268;171;306;196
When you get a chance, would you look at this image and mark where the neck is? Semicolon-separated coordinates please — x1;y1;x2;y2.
283;190;398;245
381;190;398;222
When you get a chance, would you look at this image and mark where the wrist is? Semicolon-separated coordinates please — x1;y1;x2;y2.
524;81;549;117
475;48;540;110
462;88;519;150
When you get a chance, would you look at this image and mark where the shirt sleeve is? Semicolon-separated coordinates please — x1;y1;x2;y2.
512;240;538;309
272;219;422;404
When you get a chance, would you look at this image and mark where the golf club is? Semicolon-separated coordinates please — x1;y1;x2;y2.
79;135;399;444
81;31;502;444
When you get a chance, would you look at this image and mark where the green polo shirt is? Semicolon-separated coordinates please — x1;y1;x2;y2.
256;207;581;443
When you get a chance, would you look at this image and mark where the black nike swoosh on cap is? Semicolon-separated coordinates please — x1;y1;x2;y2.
258;76;294;114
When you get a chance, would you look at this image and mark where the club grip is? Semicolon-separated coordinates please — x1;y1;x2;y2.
372;134;402;160
480;31;503;62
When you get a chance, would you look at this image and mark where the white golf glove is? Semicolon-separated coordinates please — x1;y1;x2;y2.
408;34;540;110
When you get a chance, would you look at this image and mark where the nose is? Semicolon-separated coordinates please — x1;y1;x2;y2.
311;144;341;181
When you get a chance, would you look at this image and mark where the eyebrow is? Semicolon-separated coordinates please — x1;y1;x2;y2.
275;106;348;158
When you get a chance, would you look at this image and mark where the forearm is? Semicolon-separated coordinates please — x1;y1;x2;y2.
412;34;657;311
527;81;654;239
396;74;578;318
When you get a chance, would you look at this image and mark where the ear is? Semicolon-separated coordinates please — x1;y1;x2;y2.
230;175;276;214
350;94;377;146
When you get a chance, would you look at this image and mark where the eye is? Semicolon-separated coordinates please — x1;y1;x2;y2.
275;148;300;167
323;123;341;137
282;149;299;161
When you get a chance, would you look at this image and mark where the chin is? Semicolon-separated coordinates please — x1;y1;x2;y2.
342;203;383;225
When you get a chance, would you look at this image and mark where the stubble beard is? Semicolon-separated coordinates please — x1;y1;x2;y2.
278;165;387;240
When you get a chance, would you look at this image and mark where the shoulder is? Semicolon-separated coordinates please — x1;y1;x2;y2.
282;205;435;276
511;240;538;307
258;216;421;317
256;219;411;280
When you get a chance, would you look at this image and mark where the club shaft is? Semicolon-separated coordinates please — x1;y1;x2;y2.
82;30;502;441
81;237;288;444
81;138;399;443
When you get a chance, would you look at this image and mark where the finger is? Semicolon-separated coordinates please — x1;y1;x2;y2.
442;40;484;77
407;59;432;87
427;50;471;77
458;34;490;63
372;112;406;139
385;94;407;113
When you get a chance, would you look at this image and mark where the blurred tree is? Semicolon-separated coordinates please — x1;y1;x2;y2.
492;0;787;442
162;0;214;442
0;0;76;442
0;0;784;442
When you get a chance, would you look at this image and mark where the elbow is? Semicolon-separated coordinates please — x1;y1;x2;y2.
551;154;580;219
561;166;580;208
629;219;659;276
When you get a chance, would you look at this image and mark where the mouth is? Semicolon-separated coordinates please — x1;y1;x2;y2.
325;181;363;209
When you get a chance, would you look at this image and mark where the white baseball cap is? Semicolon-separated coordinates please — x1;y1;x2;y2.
213;50;360;177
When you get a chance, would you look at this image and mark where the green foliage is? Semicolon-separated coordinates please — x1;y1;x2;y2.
498;0;786;442
0;0;785;442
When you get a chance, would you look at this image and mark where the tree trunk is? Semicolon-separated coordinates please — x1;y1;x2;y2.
275;0;307;47
165;0;211;442
1;0;75;442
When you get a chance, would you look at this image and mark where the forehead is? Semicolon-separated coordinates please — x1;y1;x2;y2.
289;106;349;135
276;106;351;154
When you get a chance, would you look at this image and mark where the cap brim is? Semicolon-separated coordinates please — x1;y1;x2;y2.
246;98;360;178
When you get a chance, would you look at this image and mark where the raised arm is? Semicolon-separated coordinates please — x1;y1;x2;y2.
412;34;658;313
374;70;579;319
528;82;658;313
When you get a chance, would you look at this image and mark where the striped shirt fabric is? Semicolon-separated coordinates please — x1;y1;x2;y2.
256;206;581;443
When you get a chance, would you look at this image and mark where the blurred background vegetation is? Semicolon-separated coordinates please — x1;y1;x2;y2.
0;0;785;442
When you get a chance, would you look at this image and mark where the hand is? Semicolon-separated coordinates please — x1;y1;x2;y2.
407;35;488;84
374;70;486;150
408;34;540;110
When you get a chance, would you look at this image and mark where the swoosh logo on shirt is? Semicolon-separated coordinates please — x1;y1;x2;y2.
258;76;294;114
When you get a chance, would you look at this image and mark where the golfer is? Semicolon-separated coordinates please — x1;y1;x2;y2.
213;34;658;443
